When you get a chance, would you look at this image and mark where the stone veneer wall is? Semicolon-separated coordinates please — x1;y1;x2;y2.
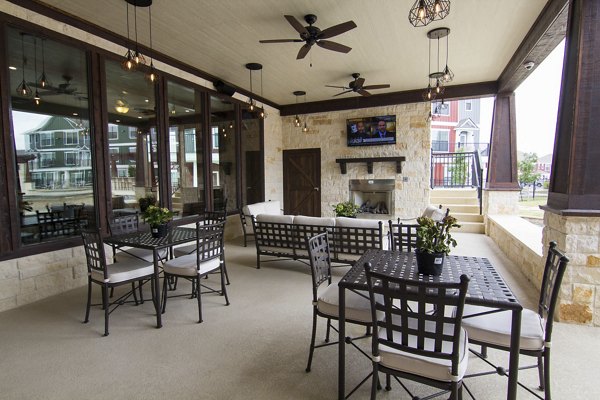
278;103;431;219
543;213;600;326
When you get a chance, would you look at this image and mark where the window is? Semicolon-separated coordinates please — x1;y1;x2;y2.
108;125;118;140
39;152;55;168
211;127;219;149
40;133;54;147
432;101;449;116
465;101;472;111
128;127;137;139
65;152;78;166
431;130;449;152
64;131;78;145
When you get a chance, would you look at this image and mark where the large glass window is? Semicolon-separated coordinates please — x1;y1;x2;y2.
105;60;157;214
240;110;263;206
210;96;236;212
167;80;204;216
431;130;450;152
7;27;94;244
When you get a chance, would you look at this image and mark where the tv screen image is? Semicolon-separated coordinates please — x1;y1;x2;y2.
347;115;396;147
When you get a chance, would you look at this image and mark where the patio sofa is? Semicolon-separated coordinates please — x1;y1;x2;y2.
240;200;282;247
251;214;386;268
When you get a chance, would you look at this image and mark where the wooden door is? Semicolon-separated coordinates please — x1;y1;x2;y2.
245;150;263;205
283;148;321;216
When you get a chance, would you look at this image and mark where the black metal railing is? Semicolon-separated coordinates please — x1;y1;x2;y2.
431;150;484;214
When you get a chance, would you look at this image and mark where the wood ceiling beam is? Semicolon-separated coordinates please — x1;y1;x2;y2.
497;0;569;94
279;81;498;116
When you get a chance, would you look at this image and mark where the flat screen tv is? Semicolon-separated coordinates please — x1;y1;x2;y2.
347;115;396;147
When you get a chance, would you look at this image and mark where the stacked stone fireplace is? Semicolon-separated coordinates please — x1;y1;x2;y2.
349;179;395;218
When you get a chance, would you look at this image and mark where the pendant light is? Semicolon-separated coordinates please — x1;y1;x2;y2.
33;37;40;105
121;2;136;71
38;38;49;89
259;68;267;119
408;0;451;27
301;92;309;133
245;63;262;111
131;2;146;67
144;3;157;83
423;28;451;101
16;33;32;97
292;91;305;127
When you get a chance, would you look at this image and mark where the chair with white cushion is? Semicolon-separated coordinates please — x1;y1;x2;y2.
387;220;419;252
80;228;157;336
364;263;470;400
461;241;569;400
108;214;168;264
161;221;229;323
305;232;373;377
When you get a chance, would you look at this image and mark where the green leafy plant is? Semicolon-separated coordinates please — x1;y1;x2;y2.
333;201;360;217
138;195;157;212
416;215;461;255
141;205;174;227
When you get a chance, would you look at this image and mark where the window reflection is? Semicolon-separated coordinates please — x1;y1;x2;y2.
7;27;94;244
210;96;235;212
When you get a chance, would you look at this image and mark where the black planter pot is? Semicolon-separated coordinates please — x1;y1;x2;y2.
415;250;445;276
150;224;168;238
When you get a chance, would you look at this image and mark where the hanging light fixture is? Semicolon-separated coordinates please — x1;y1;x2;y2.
121;2;136;71
38;38;49;89
441;31;454;83
259;67;267;119
423;27;451;101
16;33;32;97
33;37;41;105
245;62;262;111
292;91;305;127
115;98;130;114
131;1;146;67
144;2;157;83
301;92;309;133
408;0;450;27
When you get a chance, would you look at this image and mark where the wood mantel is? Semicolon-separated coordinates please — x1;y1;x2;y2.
335;157;406;174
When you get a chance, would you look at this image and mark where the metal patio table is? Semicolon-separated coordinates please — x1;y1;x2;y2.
104;226;198;328
338;249;523;400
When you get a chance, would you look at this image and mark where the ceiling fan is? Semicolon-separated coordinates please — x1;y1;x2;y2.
259;14;357;60
326;73;391;97
31;75;81;96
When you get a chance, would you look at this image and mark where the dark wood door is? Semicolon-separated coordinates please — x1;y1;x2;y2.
245;150;263;205
283;148;321;216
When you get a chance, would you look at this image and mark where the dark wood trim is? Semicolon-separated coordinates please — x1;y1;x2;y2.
280;82;498;116
497;0;569;93
202;92;213;209
335;157;405;174
486;93;520;190
3;1;280;109
234;104;242;211
0;22;17;253
155;74;170;208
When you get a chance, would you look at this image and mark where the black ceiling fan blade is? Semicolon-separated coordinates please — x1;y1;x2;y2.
358;89;372;97
259;39;303;43
362;84;391;90
325;85;349;89
318;21;357;39
353;77;366;88
284;15;309;35
296;44;312;59
333;90;353;97
317;40;352;54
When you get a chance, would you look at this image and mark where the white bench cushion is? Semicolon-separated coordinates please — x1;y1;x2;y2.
294;216;336;226
335;217;382;229
256;214;295;224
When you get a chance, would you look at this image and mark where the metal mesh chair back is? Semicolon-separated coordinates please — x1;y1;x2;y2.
539;241;569;339
332;222;383;257
364;264;470;370
306;233;332;301
196;221;225;263
108;214;140;236
295;224;333;251
202;210;227;225
388;221;419;252
80;229;108;280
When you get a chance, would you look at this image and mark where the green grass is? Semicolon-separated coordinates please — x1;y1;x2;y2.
518;197;546;219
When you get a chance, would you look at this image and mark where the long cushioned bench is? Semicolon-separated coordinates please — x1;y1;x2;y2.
240;201;282;247
251;214;386;268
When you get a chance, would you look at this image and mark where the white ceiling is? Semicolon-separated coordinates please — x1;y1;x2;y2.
37;0;548;106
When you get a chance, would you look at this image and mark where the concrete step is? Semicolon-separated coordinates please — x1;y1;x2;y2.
432;196;479;205
452;212;484;223
439;204;480;214
455;221;485;234
431;188;479;198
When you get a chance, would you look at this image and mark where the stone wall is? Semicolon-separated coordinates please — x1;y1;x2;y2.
277;103;431;219
543;213;600;326
483;189;520;216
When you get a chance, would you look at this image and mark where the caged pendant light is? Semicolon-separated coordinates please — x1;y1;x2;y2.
144;3;157;83
16;33;32;97
408;0;451;27
292;91;305;127
245;63;262;111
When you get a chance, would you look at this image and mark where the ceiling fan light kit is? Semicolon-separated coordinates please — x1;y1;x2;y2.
326;73;391;97
409;0;451;27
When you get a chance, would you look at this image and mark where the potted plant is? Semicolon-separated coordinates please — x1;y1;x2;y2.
333;201;360;218
415;215;460;275
138;195;157;213
141;205;174;238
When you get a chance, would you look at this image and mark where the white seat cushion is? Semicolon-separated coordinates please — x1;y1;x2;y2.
378;318;469;382
461;305;544;351
256;214;295;224
335;217;383;228
114;247;168;263
91;259;154;283
163;254;221;277
317;284;374;324
294;215;336;226
422;205;447;222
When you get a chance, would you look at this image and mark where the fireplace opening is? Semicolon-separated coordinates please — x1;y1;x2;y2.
349;179;395;216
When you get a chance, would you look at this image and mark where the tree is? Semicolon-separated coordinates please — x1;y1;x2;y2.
449;148;469;186
518;152;541;186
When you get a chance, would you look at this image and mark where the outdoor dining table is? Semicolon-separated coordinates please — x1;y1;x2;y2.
104;226;198;328
338;249;523;400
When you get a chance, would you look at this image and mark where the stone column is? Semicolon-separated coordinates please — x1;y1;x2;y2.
542;0;600;326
